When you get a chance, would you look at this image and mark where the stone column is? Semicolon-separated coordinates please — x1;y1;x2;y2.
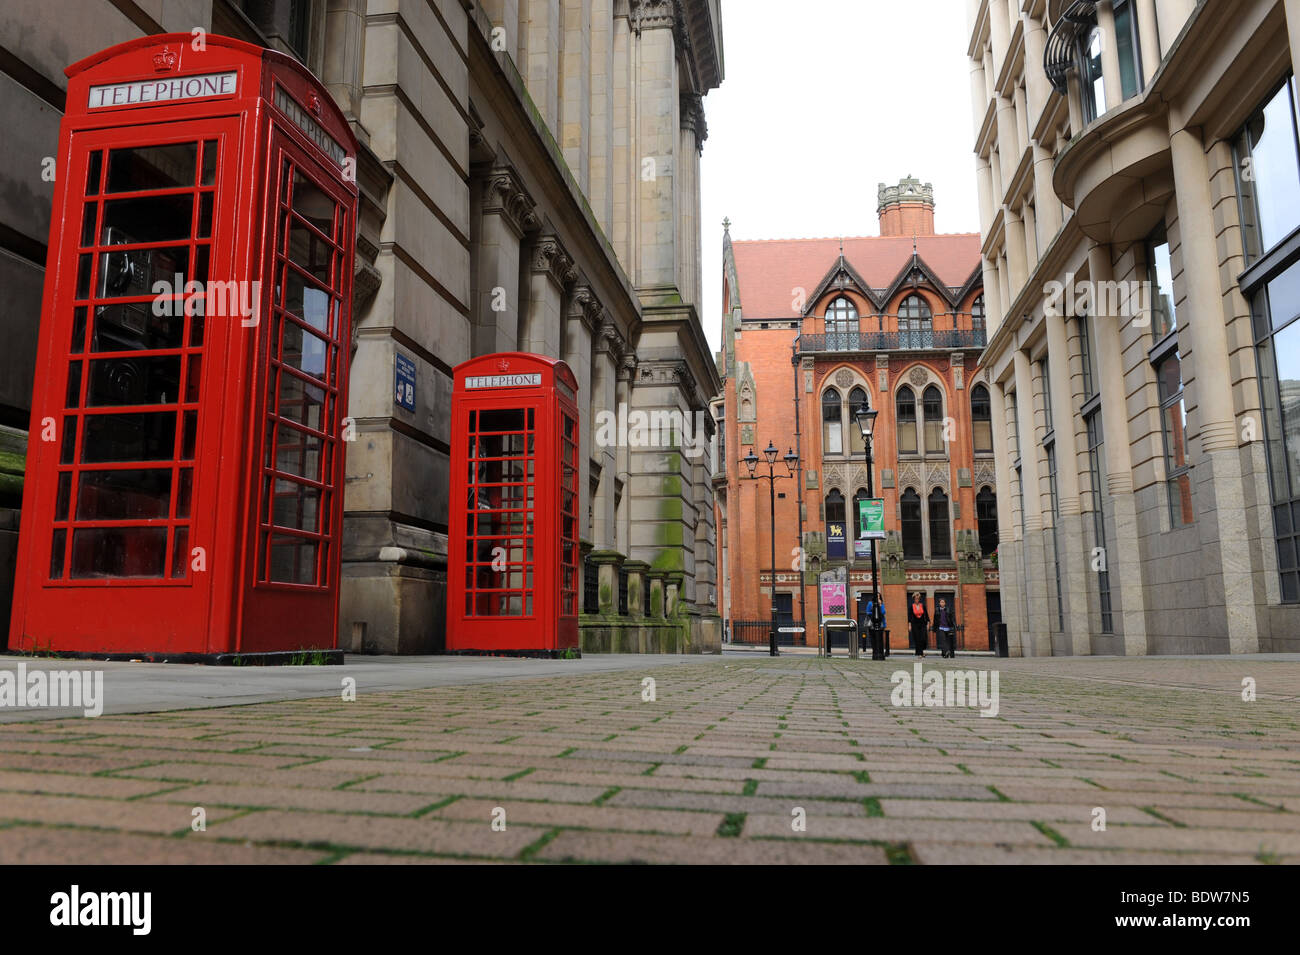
1004;206;1028;296
520;0;561;131
321;0;367;123
1022;10;1053;124
1014;348;1051;655
476;166;538;355
1022;202;1039;272
989;379;1023;645
480;0;521;61
611;4;633;266
1168;118;1262;652
995;94;1020;175
564;285;599;543
589;0;615;234
1154;0;1195;57
1135;0;1161;84
1097;1;1124;111
521;234;573;357
1032;144;1062;239
1045;309;1091;654
665;571;684;618
647;569;666;619
560;0;593;193
624;559;648;615
616;354;636;553
587;549;624;614
981;256;1003;332
969;55;987;141
988;0;1010;74
590;319;621;550
1087;242;1149;654
631;0;681;290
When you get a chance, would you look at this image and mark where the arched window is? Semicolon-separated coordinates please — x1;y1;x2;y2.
825;489;846;559
901;488;923;560
977;486;999;557
971;383;992;453
923;385;945;453
928;488;951;558
897;386;917;455
825;295;859;349
972;295;986;338
822;388;843;455
849;386;869;454
899;294;932;348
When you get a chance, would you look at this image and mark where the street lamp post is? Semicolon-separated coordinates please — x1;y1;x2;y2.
744;442;799;657
855;407;882;660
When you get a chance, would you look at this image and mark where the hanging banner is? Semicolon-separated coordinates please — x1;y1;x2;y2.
827;521;847;559
858;497;886;540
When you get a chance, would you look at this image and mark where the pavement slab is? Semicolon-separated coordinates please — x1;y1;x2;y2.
0;653;1297;863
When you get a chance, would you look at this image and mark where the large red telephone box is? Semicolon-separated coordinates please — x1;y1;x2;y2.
8;35;359;656
447;354;581;654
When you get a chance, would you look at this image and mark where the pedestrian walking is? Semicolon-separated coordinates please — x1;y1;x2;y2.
934;598;956;658
908;593;929;658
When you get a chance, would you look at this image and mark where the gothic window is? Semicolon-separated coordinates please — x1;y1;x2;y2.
849;386;869;455
899;294;932;348
822;387;843;455
971;383;992;453
923;385;945;454
901;488;923;560
928;488;951;559
971;294;986;335
976;486;998;557
897;386;918;455
825;296;859;350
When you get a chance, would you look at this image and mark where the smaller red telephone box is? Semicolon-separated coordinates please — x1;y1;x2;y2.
446;354;581;654
8;34;359;656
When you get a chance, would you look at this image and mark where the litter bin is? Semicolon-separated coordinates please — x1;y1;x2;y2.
994;622;1009;658
824;617;858;659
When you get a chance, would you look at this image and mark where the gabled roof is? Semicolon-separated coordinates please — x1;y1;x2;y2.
730;233;982;319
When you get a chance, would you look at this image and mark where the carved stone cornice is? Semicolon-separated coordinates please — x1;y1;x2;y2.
566;284;604;331
631;0;676;35
481;165;540;238
530;234;578;289
595;315;626;359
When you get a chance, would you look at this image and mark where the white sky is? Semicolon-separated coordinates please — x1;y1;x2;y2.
700;0;982;356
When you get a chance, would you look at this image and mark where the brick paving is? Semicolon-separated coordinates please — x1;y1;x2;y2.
0;655;1298;864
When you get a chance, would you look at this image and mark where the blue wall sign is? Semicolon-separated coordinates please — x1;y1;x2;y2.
394;353;416;411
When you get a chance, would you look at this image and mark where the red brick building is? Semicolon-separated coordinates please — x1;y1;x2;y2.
714;177;1000;650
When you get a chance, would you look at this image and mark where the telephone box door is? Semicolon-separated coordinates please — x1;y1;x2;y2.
237;129;354;652
19;121;239;651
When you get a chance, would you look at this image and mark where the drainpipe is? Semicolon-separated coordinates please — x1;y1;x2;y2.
791;331;806;643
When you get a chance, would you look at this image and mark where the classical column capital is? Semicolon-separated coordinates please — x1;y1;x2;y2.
481;164;540;237
630;0;677;36
531;234;578;289
595;315;626;359
566;284;604;331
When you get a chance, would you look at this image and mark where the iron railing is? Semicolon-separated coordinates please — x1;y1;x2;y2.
798;329;987;353
729;619;803;647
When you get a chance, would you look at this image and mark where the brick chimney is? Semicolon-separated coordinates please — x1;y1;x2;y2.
877;176;936;237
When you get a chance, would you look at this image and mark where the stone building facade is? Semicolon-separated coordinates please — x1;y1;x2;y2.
0;0;725;653
967;0;1300;653
716;180;997;650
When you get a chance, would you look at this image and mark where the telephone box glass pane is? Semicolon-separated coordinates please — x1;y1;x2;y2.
464;405;536;616
48;137;211;581
256;153;347;587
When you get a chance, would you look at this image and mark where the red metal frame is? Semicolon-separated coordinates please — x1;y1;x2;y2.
446;354;580;653
8;34;358;655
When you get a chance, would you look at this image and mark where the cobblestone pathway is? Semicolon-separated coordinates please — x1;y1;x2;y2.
1;656;1298;864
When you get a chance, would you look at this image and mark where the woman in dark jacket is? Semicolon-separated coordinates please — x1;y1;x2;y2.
908;593;930;657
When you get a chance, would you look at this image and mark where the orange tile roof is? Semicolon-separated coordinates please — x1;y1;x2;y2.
731;233;982;318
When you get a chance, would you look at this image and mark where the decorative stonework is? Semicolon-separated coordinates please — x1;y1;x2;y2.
482;165;540;238
974;460;996;487
834;369;855;389
926;463;949;492
567;285;603;331
532;235;578;288
630;0;676;35
824;464;845;491
898;463;922;491
908;366;929;388
877;175;935;214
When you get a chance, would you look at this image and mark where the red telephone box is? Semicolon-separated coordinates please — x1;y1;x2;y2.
447;354;581;654
8;34;359;656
